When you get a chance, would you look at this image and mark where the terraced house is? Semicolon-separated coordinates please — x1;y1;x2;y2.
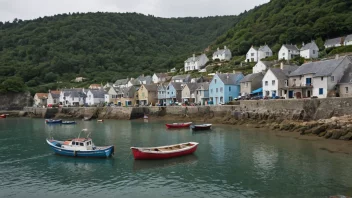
166;82;183;105
209;73;244;105
195;83;210;105
138;84;158;106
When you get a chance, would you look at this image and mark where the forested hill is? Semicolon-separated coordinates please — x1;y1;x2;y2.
0;13;237;92
214;0;352;55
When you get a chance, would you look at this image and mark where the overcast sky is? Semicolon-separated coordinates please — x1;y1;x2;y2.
0;0;269;22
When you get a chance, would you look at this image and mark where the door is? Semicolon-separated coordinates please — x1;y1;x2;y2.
306;78;312;86
307;90;311;98
296;92;302;99
272;91;276;98
289;91;294;98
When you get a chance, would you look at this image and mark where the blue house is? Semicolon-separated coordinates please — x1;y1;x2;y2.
165;82;183;105
209;73;244;105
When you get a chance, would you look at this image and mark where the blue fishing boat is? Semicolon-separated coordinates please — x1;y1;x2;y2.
46;137;114;158
62;121;76;125
45;119;62;124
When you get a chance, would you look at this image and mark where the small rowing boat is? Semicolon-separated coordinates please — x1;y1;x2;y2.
143;115;148;119
62;121;76;125
190;124;212;131
97;119;104;122
165;122;192;129
131;142;199;160
45;119;62;124
0;114;6;118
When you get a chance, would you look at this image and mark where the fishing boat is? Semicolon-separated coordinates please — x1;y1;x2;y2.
62;121;76;125
45;119;62;124
130;142;199;160
46;130;114;158
0;114;6;118
190;124;212;131
165;122;192;129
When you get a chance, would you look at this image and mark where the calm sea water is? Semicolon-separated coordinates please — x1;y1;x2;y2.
0;118;351;198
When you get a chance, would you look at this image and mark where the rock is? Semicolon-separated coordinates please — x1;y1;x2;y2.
318;131;327;137
324;131;333;139
330;129;343;139
341;130;349;137
311;125;328;135
341;132;352;140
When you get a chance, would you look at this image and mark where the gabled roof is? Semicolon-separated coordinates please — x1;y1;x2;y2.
213;48;231;56
184;83;199;93
324;37;342;46
137;75;152;84
216;73;243;85
114;78;129;85
89;90;105;98
143;84;158;92
301;41;318;51
258;61;275;67
155;73;169;78
289;57;347;77
129;78;140;86
258;45;271;52
339;64;352;84
283;44;299;51
345;34;352;43
172;74;191;82
169;82;183;90
49;91;60;99
269;68;289;80
35;93;48;99
185;54;206;63
240;73;264;83
196;82;210;90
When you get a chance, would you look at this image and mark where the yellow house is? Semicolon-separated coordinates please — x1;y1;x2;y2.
138;84;158;106
116;86;137;106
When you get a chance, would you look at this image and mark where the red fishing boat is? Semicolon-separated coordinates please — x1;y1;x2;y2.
131;142;199;160
0;114;7;118
165;122;192;129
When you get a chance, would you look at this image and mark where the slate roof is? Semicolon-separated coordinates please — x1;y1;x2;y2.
339;64;352;84
289;57;347;77
217;73;243;85
197;82;210;90
184;83;199;93
213;48;231;56
324;37;342;46
240;73;264;83
137;75;152;84
114;78;129;86
258;45;271;52
89;90;105;98
155;73;169;78
143;84;158;92
170;82;183;90
301;41;318;51
185;54;206;63
259;61;275;67
345;34;352;43
49;91;60;99
270;68;289;80
172;74;191;82
283;44;299;51
129;79;140;86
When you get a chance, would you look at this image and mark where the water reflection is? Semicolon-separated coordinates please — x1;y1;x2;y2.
47;155;114;171
133;154;198;172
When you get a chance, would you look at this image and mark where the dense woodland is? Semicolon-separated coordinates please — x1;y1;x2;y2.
0;0;351;94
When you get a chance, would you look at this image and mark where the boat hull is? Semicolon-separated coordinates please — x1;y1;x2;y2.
46;139;114;158
62;121;76;125
165;123;192;129
0;114;6;118
45;119;62;124
191;125;212;131
131;143;198;160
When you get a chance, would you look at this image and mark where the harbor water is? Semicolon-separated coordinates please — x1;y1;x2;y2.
0;118;351;198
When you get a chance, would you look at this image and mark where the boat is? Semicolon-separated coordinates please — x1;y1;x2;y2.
190;124;212;131
45;119;62;124
143;115;148;119
46;130;114;158
97;119;104;122
0;114;6;118
165;122;192;129
130;142;199;160
62;121;76;125
83;117;91;121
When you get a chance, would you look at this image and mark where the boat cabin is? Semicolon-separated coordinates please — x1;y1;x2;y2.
61;138;95;151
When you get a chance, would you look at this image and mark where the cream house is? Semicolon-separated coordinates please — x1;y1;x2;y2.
181;83;199;103
138;84;158;106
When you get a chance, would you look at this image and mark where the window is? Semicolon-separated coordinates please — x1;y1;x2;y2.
346;87;349;93
171;92;173;95
245;82;248;88
216;88;218;93
285;80;288;86
331;76;334;82
282;53;285;57
229;87;231;91
215;79;217;84
319;88;323;95
211;89;213;93
72;141;75;145
229;96;233;101
272;80;275;85
80;143;84;146
251;53;254;56
220;87;223;93
321;77;323;81
76;142;79;145
265;81;268;86
266;52;269;56
288;50;291;52
313;50;316;54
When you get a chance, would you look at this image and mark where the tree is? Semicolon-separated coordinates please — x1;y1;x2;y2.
1;76;26;93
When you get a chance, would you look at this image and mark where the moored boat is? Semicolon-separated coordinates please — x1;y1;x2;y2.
143;115;148;119
130;142;199;160
97;119;104;122
190;124;212;131
165;122;192;129
83;117;91;121
62;121;76;125
46;137;114;158
0;114;6;118
45;119;62;124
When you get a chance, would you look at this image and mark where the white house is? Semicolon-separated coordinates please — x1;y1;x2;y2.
33;93;48;107
59;89;87;106
86;89;106;105
246;45;273;62
285;56;352;99
184;54;209;72
152;73;169;84
47;90;61;105
300;41;319;59
344;34;352;46
113;78;129;88
253;61;274;74
262;64;299;98
212;46;232;61
324;37;343;48
278;44;300;61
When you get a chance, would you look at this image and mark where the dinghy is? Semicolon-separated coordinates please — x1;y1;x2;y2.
131;142;198;160
190;124;212;131
165;122;192;129
62;121;76;125
45;119;62;124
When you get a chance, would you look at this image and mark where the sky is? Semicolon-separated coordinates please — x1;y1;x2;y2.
0;0;269;22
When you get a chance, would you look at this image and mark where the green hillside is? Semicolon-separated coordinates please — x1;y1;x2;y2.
0;13;237;93
214;0;352;55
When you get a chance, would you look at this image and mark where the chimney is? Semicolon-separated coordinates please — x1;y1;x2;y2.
193;54;195;58
217;47;220;51
280;62;284;70
302;42;305;46
335;54;339;59
233;70;236;73
224;46;227;49
48;89;51;93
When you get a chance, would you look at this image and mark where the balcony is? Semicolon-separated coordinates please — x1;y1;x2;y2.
287;83;313;89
